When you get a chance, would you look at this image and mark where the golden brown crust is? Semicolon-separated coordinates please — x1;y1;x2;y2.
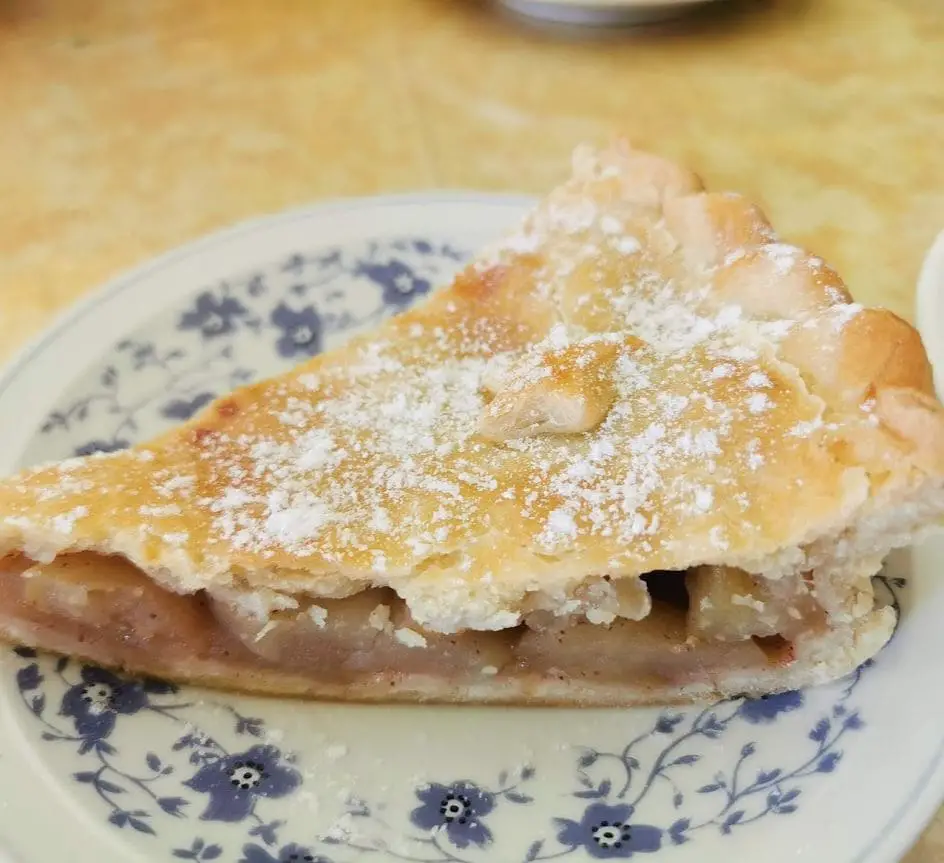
0;140;940;667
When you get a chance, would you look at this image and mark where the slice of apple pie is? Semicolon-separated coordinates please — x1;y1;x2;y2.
1;142;942;706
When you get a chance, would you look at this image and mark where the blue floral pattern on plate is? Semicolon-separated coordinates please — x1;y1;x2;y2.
30;237;463;461
9;235;908;861
11;582;901;863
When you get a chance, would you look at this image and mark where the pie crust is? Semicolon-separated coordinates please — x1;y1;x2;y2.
0;142;941;705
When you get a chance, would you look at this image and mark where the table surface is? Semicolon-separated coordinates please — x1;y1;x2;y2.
0;0;942;856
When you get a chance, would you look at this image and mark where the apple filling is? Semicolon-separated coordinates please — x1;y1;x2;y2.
0;551;870;695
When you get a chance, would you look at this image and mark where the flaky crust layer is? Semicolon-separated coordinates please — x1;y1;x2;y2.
0;141;942;639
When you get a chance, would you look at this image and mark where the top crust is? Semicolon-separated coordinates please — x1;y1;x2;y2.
0;141;942;633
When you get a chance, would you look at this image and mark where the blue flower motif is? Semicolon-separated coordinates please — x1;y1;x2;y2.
654;714;684;734
247;274;267;297
356;259;431;309
738;690;804;724
59;667;151;740
817;752;842;773
410;781;495;849
16;663;42;691
162;392;215;420
843;712;863;731
172;838;223;860
74;438;130;457
556;803;662;859
179;292;248;338
239;843;330;863
184;744;302;822
281;253;307;276
269;303;323;358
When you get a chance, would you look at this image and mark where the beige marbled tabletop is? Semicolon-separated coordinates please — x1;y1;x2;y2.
0;0;942;856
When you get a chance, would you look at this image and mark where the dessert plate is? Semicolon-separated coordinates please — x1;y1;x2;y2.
0;193;942;863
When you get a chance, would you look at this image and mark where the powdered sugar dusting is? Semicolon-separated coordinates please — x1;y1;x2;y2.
51;506;88;535
832;302;863;330
615;236;642;255
1;145;851;635
161;156;840;632
763;243;803;276
539;508;578;548
747;393;771;414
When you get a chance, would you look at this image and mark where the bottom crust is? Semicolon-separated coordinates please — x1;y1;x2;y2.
0;551;896;707
0;611;894;706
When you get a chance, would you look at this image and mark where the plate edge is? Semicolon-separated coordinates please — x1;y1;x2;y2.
0;191;536;404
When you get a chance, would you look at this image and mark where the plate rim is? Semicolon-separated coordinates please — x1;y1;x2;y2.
854;228;944;862
0;191;534;416
0;193;942;863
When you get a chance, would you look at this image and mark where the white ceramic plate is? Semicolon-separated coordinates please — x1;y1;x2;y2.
0;194;943;863
496;0;722;27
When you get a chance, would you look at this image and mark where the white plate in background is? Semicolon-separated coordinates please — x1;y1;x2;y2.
496;0;723;27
